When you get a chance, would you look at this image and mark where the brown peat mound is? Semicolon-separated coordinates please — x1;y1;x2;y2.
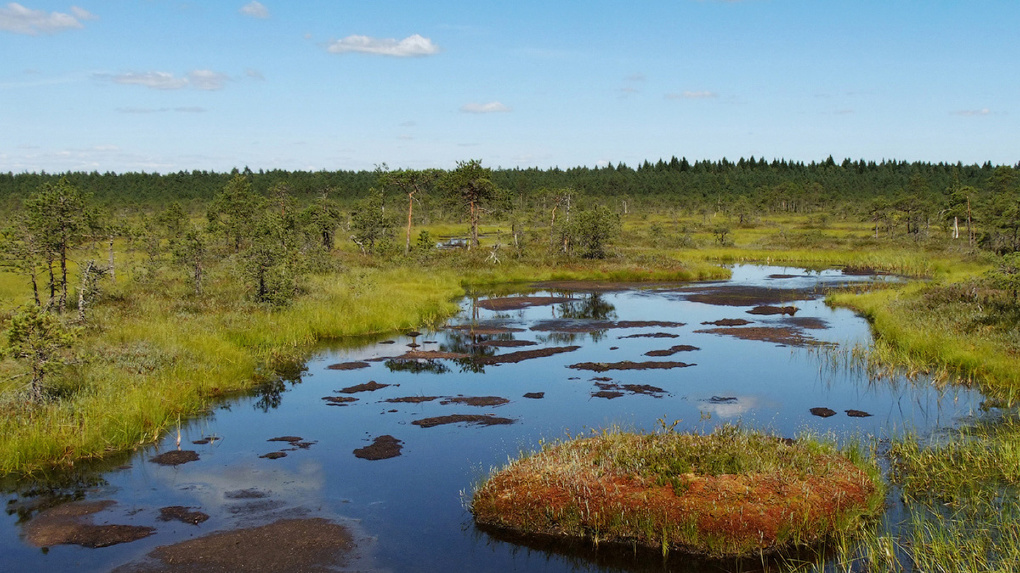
471;427;882;558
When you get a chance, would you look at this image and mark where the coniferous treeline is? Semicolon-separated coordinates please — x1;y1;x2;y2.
1;157;1015;210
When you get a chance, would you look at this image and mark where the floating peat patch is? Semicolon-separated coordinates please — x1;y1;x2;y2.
151;450;199;466
783;316;830;330
354;435;403;460
326;361;371;371
618;332;680;339
568;360;694;372
447;324;525;335
384;395;439;404
24;500;155;548
694;326;829;348
846;409;873;418
682;285;818;307
394;350;470;361
473;339;538;348
701;319;753;327
810;407;837;418
523;392;545;399
644;345;700;357
592;381;667;398
440;396;510;407
412;414;515;428
478;345;580;365
338;381;390;394
322;396;357;406
126;518;356;573
477;296;575;311
531;320;686;333
259;451;287;460
159;506;209;525
747;305;798;316
471;426;883;559
268;436;316;449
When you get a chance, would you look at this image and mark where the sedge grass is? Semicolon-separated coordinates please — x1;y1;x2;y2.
0;252;730;475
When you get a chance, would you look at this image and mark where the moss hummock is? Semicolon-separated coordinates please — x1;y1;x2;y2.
471;425;883;558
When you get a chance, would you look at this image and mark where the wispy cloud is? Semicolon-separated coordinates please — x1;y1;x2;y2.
0;2;96;35
239;1;268;19
952;108;993;117
666;90;718;100
103;70;229;91
460;101;510;114
326;34;439;57
188;69;229;90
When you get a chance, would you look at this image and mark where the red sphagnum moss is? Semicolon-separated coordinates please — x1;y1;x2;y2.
471;426;883;558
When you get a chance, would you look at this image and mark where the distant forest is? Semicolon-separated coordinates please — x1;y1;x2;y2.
2;157;1017;210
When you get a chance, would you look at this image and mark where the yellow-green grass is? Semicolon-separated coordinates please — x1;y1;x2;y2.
829;280;1020;398
0;253;730;475
471;425;884;558
0;266;465;475
850;419;1020;572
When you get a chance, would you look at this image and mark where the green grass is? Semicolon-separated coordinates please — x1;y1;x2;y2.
0;246;733;475
0;265;466;475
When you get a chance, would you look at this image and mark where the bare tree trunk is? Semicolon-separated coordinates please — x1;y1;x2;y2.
193;260;203;295
967;197;974;247
549;204;558;246
58;243;68;314
953;217;959;240
405;192;416;254
108;235;116;282
469;201;479;249
46;255;56;309
31;271;40;307
78;260;96;323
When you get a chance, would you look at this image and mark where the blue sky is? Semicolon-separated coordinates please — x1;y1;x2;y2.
1;1;1017;173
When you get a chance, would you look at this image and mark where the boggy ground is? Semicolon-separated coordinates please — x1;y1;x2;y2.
472;426;883;559
115;518;356;573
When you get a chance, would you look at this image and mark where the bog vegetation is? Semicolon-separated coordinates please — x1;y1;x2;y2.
2;156;1020;569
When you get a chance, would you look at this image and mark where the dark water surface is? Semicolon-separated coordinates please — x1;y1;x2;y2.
0;265;987;572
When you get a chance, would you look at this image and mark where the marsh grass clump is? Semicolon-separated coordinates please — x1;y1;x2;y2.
471;424;883;559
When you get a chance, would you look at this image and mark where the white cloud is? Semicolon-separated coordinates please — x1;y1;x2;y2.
188;69;229;90
104;70;229;91
70;6;94;21
245;68;265;80
0;2;95;35
239;1;268;19
326;34;439;57
952;108;992;117
460;101;510;114
111;71;190;90
666;90;718;100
